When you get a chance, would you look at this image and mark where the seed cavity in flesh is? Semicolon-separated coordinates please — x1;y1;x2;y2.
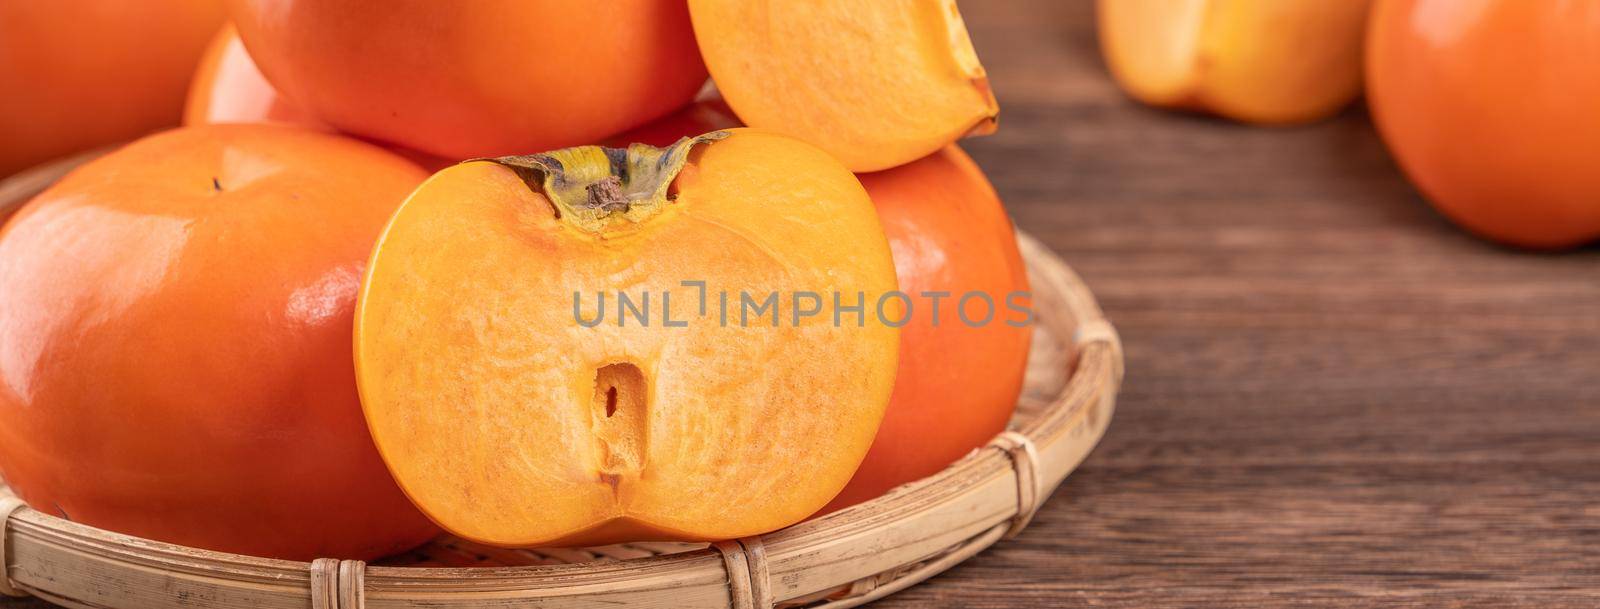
591;362;647;496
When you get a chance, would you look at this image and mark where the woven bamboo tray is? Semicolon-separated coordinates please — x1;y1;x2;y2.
0;151;1122;609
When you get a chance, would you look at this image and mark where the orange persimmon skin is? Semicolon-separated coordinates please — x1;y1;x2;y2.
825;146;1031;512
226;0;708;159
0;0;225;176
623;105;1032;511
608;97;740;148
184;23;325;130
0;125;439;560
1367;0;1600;249
182;23;453;173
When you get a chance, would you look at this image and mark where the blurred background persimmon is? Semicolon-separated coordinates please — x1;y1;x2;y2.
226;0;708;159
0;0;224;176
1098;0;1372;125
0;124;439;560
184;23;325;130
1367;0;1600;249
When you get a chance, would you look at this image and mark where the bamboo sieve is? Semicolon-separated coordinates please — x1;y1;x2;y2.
0;153;1121;609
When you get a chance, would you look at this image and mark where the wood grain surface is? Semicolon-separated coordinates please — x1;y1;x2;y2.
876;1;1600;607
7;1;1598;607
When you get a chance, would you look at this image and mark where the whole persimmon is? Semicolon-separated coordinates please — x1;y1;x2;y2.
0;125;439;560
184;23;325;130
182;23;454;173
355;129;901;547
621;104;1034;513
0;0;225;176
1367;0;1600;249
607;96;740;149
826;146;1032;511
226;0;709;159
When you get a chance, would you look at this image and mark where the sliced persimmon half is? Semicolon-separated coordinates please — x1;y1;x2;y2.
354;129;900;547
688;0;999;172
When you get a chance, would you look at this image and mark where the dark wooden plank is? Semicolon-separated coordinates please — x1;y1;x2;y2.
876;1;1600;607
7;1;1600;607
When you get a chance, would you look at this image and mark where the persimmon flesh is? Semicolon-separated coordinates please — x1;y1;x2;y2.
356;129;900;547
0;125;439;560
621;105;1033;512
688;0;998;172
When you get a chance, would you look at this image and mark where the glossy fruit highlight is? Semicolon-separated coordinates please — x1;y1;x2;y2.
355;129;900;547
1367;0;1600;249
227;0;709;159
0;125;439;560
184;23;325;130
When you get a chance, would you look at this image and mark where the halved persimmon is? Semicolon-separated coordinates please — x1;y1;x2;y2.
355;129;901;547
688;0;998;172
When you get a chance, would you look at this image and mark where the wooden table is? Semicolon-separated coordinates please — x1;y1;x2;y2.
877;1;1600;606
8;1;1599;607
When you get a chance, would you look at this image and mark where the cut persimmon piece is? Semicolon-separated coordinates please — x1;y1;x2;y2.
688;0;998;172
355;129;900;547
1097;0;1211;106
1099;0;1371;124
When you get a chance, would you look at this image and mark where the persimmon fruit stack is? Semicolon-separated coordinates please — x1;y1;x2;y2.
0;0;1034;556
